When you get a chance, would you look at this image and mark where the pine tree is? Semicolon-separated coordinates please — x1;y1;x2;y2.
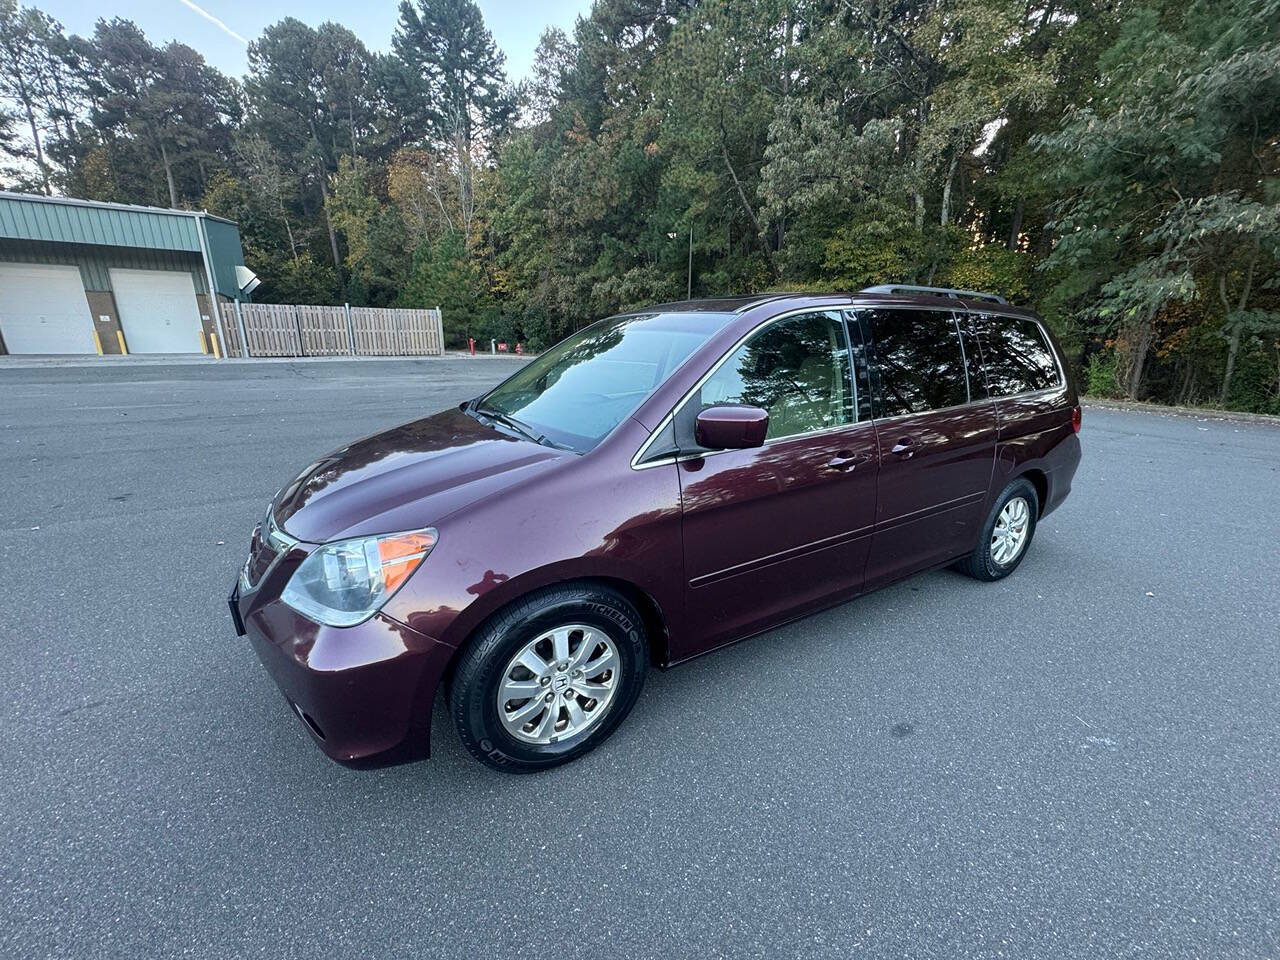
392;0;514;151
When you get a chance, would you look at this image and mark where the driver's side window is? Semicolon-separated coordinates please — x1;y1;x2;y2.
689;311;854;442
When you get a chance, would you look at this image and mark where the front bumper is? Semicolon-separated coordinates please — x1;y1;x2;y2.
232;582;454;767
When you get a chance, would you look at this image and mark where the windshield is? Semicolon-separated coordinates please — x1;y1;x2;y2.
476;312;724;452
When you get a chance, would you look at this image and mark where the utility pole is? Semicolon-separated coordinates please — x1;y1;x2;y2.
687;225;694;300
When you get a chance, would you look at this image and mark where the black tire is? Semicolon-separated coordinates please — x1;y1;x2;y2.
954;477;1040;581
448;582;648;773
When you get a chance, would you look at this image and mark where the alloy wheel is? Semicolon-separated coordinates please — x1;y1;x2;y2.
991;496;1031;565
496;624;621;745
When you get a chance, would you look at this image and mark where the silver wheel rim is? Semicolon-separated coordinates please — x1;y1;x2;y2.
496;623;621;745
991;496;1031;565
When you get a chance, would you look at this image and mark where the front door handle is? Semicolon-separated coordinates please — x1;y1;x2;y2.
827;451;870;471
890;438;916;458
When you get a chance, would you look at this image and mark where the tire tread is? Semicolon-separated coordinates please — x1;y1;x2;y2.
955;477;1040;582
448;582;646;773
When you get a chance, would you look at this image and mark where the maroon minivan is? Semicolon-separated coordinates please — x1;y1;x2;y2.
230;287;1081;773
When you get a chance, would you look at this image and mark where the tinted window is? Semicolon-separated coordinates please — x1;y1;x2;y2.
864;309;968;417
692;311;853;441
480;313;718;452
979;315;1060;396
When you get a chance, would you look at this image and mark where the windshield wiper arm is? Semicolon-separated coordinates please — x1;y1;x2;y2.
473;405;571;450
473;405;535;439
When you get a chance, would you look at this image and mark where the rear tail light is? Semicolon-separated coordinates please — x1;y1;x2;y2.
1071;404;1082;433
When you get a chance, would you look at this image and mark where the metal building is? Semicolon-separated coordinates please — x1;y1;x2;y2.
0;191;249;356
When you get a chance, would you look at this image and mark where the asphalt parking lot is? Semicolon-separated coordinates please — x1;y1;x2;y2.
2;357;1277;959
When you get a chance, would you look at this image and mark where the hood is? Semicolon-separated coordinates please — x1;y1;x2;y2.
272;407;570;542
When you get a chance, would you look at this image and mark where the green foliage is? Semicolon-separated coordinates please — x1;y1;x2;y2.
1035;0;1280;404
1085;349;1124;399
264;252;340;305
328;156;412;306
939;244;1033;303
392;0;514;149
400;230;498;346
1225;342;1280;414
244;19;382;170
1;0;1277;412
820;211;930;291
87;19;240;208
0;0;92;194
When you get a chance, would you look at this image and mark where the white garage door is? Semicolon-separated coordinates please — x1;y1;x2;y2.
0;262;95;354
111;268;204;354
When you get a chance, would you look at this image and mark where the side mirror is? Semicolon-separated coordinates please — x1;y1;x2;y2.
695;405;769;450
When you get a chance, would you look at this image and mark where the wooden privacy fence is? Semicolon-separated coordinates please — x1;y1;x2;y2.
217;302;444;358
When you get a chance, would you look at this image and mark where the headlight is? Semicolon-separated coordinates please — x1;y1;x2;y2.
281;528;437;627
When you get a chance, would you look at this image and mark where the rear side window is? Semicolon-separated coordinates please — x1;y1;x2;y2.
978;315;1061;396
863;309;969;418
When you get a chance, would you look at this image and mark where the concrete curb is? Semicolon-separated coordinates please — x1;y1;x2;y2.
1083;396;1280;426
0;353;532;370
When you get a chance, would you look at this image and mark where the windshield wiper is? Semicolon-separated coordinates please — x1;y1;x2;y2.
471;404;574;451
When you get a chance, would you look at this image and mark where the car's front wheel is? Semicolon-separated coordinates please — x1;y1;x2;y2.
954;477;1039;581
448;583;648;773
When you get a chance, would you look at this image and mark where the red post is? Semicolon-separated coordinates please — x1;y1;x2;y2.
468;337;475;356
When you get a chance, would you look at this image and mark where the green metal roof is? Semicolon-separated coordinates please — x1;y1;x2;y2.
0;192;235;253
0;192;247;299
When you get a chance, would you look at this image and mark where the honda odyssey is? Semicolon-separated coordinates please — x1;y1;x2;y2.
229;286;1082;773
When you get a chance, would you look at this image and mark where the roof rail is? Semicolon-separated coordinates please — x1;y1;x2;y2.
859;284;1008;305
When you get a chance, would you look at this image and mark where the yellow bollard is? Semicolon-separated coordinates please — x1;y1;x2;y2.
211;331;221;359
116;330;128;355
91;329;104;355
198;329;208;354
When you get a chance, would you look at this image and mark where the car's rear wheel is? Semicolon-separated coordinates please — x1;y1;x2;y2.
448;583;648;773
954;477;1039;581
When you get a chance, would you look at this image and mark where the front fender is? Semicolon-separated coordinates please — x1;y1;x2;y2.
381;428;686;664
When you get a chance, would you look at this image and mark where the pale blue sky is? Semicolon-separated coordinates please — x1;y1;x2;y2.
35;0;592;80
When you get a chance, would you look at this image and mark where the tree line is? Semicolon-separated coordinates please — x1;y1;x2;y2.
1;0;1277;412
